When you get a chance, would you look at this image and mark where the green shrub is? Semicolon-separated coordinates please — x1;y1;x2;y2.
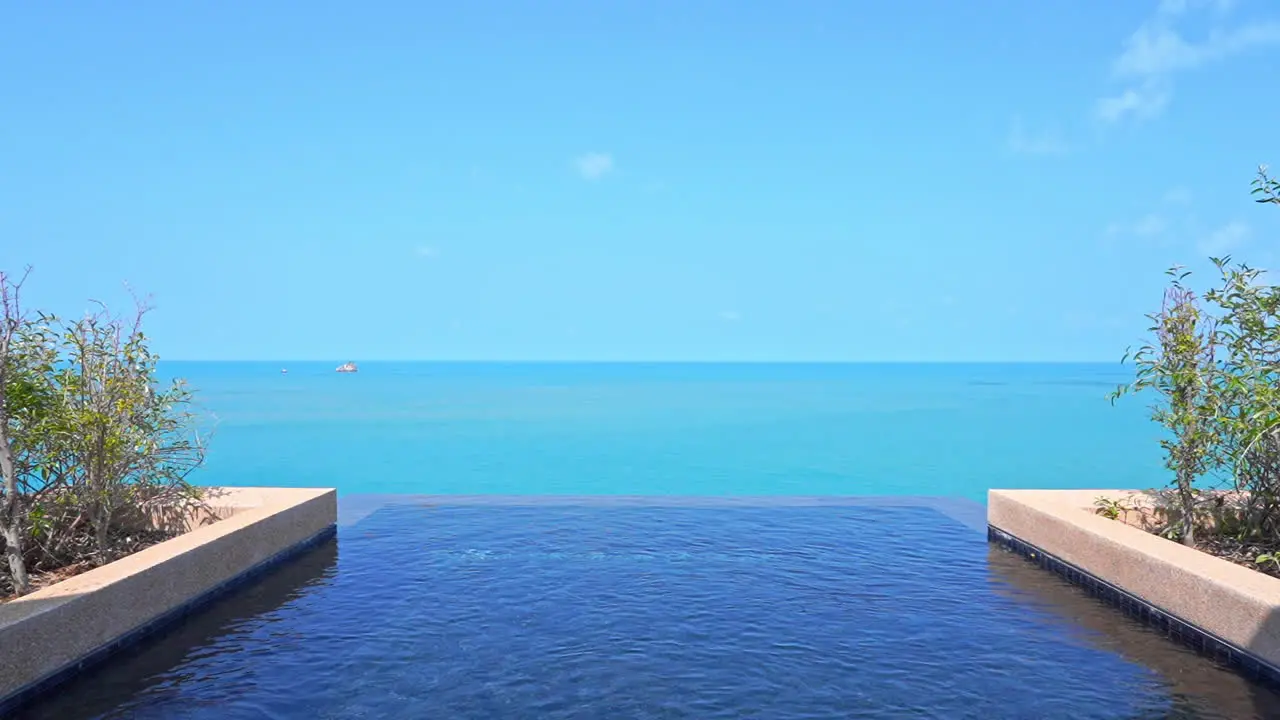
1113;166;1280;550
0;271;207;597
1110;267;1220;546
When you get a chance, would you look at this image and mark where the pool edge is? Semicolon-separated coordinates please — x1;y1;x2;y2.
0;487;338;717
988;487;1280;688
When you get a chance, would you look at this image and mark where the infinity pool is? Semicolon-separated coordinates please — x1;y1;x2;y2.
17;498;1280;719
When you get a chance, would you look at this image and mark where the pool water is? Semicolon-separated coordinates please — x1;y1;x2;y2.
18;499;1280;719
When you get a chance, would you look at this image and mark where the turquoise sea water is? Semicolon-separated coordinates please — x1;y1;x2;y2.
171;362;1165;501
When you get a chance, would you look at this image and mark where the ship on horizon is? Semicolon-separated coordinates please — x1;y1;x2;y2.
336;361;358;373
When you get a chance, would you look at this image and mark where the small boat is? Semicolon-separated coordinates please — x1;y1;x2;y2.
336;361;358;373
281;368;288;374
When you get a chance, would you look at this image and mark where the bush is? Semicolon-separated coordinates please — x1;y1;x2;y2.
1202;256;1280;542
0;270;207;597
1113;166;1280;552
1109;267;1219;546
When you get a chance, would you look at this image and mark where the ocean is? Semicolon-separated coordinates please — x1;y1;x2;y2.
169;362;1166;501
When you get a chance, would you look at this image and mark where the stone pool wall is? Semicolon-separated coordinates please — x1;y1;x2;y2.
988;488;1280;685
0;487;337;714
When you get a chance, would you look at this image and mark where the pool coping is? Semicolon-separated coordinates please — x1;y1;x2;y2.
0;486;337;716
988;488;1280;685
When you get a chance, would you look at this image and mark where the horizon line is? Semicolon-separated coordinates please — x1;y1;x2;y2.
156;359;1127;365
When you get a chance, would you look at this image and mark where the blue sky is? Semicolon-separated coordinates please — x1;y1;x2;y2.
2;0;1278;362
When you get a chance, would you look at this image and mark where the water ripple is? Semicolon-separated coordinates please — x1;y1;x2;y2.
17;504;1280;719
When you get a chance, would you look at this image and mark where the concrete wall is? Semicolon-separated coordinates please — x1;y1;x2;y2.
0;487;337;712
989;488;1280;677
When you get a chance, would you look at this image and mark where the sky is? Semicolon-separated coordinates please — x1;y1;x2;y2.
2;0;1279;362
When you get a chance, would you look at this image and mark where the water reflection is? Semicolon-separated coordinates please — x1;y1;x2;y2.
20;523;1274;719
14;539;339;720
987;546;1280;720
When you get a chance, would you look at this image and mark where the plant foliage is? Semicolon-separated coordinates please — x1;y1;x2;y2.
1113;165;1280;556
0;275;207;597
1110;268;1219;546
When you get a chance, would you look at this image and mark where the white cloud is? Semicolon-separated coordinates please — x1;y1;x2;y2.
1134;213;1169;237
1104;193;1256;260
1107;212;1169;238
1007;116;1070;156
1097;1;1280;123
574;153;614;181
1115;13;1280;78
1198;220;1251;255
1095;81;1172;123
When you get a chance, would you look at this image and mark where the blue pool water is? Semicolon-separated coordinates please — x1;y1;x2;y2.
18;362;1269;718
176;362;1165;500
20;500;1280;719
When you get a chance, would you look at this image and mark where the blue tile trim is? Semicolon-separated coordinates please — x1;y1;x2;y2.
989;524;1280;688
0;524;337;718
